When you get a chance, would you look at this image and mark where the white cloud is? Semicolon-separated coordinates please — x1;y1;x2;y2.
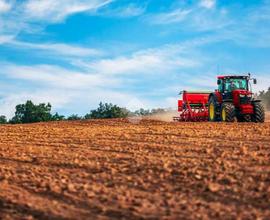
76;45;199;75
0;62;130;117
1;64;121;89
22;0;113;22
9;40;104;57
0;0;12;13
200;0;216;9
0;90;75;119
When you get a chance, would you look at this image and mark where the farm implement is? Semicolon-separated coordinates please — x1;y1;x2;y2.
174;74;265;123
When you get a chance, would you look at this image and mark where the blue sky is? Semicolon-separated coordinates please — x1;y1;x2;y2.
0;0;270;117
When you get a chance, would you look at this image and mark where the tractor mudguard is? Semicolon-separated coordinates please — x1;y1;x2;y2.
252;100;262;103
208;93;221;106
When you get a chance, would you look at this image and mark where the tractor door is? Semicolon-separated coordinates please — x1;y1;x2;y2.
222;79;233;100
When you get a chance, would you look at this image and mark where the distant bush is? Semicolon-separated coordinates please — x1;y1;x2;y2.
150;108;167;115
134;108;151;116
0;115;7;124
85;102;129;119
67;114;82;121
133;108;168;116
258;87;270;110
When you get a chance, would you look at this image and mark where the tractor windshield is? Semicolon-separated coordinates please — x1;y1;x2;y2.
224;78;248;92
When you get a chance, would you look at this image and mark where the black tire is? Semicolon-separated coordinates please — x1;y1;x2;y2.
237;115;252;122
208;96;219;122
221;103;235;122
252;102;265;123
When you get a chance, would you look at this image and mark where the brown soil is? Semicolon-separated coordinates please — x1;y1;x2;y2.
0;119;270;219
266;112;270;122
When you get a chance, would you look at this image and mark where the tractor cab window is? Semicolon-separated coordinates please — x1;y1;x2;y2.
224;79;248;92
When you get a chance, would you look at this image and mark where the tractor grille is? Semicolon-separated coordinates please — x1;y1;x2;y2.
239;95;251;104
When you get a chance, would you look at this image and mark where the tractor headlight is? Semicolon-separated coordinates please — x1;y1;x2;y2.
239;94;245;98
247;94;252;98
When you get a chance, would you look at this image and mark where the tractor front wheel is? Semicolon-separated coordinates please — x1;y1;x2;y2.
208;97;219;122
221;103;235;122
252;102;265;123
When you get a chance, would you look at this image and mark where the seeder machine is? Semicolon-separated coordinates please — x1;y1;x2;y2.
173;91;210;122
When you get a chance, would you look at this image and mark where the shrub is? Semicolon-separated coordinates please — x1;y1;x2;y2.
52;113;65;121
85;102;129;119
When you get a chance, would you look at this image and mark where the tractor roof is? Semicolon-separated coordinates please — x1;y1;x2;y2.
179;90;212;95
218;75;249;80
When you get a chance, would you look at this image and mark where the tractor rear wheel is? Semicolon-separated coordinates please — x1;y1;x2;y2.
208;97;219;122
221;103;235;122
252;102;265;123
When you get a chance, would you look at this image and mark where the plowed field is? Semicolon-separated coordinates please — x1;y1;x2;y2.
0;119;270;219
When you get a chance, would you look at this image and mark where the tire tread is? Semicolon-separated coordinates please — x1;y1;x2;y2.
252;102;265;123
222;103;235;122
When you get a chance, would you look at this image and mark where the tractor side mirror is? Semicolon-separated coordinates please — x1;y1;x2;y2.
253;79;257;84
217;79;221;85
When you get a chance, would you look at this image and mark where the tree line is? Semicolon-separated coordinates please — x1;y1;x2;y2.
0;101;169;124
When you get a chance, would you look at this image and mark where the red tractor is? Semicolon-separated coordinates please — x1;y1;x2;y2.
208;74;265;123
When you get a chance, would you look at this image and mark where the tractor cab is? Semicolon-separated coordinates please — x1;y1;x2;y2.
217;75;253;102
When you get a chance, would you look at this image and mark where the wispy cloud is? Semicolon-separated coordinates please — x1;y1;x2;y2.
0;0;114;41
22;0;113;22
149;9;192;25
0;63;120;89
99;3;146;18
146;2;230;32
0;34;13;44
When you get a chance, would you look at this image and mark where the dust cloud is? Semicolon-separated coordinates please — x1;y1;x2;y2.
146;111;178;122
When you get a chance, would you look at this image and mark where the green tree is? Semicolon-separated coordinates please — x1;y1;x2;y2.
0;115;7;124
10;100;52;124
52;112;65;121
85;102;129;119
